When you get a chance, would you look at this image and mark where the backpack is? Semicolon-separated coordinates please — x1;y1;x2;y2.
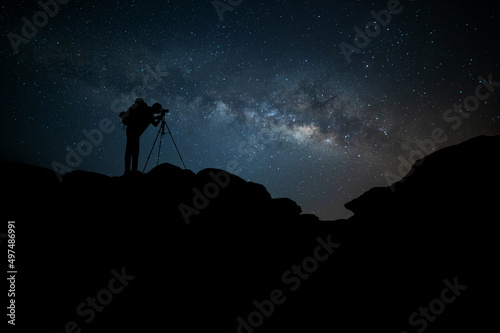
119;110;131;126
119;101;145;126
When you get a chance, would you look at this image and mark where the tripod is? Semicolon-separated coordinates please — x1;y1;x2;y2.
143;114;187;172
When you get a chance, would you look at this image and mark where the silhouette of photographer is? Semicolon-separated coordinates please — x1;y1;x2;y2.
119;98;166;174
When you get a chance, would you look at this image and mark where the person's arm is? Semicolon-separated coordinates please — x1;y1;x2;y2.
152;115;162;127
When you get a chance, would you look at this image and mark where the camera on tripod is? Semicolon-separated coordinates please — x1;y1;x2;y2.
143;106;186;172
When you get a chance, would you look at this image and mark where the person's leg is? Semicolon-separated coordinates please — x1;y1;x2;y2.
125;136;132;174
131;136;140;172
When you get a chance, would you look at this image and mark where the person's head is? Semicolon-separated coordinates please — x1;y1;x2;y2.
135;98;145;104
152;103;163;113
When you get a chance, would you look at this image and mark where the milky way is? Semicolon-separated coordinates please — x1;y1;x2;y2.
1;0;499;219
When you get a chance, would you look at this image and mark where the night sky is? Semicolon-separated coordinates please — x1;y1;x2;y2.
1;0;499;220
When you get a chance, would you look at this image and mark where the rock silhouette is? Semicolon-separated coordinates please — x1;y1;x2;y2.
1;135;499;332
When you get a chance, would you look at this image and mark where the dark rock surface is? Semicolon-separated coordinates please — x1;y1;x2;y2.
1;135;499;332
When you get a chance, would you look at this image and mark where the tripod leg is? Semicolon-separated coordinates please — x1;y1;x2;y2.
156;129;164;167
143;124;163;173
164;120;187;169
